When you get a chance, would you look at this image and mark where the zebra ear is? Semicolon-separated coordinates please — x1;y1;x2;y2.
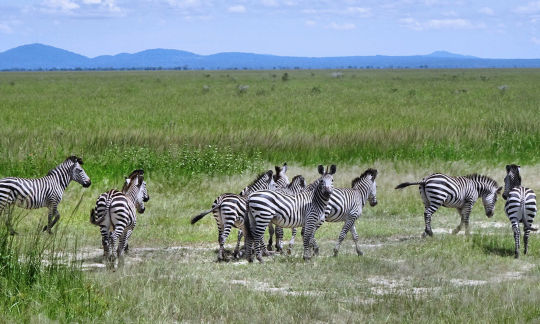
497;186;502;194
282;163;287;173
329;165;337;175
505;165;510;172
275;165;282;175
318;165;324;175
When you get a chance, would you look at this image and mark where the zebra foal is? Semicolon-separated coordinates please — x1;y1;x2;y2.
502;164;537;258
0;155;91;234
395;173;501;237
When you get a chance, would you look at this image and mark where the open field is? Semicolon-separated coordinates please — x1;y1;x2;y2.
0;69;539;322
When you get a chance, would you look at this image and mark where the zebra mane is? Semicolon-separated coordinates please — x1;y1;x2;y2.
464;174;498;189
67;155;84;165
122;169;144;193
288;175;305;188
242;170;272;192
352;168;378;187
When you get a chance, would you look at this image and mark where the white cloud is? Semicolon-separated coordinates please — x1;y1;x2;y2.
400;17;483;30
532;36;540;44
228;5;246;13
39;0;122;16
328;22;356;30
305;19;316;26
43;0;80;12
346;6;371;17
167;0;203;9
261;0;279;7
515;1;540;14
0;23;13;34
478;7;494;16
82;0;101;4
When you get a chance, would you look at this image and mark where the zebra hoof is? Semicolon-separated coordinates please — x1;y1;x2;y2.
267;244;273;252
286;248;292;255
514;253;519;259
333;248;339;257
356;250;364;256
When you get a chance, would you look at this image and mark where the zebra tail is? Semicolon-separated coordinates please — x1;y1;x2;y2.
395;182;422;190
190;205;220;225
90;208;106;226
525;226;538;232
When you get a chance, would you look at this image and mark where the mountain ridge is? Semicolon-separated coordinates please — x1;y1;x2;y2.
1;43;539;70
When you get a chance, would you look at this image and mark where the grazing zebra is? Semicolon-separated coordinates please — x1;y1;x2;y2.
395;173;501;237
323;168;378;256
268;174;307;253
90;170;149;262
0;156;91;234
245;165;336;262
190;169;278;261
502;164;537;258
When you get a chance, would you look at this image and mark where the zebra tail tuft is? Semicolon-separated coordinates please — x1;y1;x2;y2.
191;205;219;225
89;208;98;225
395;182;421;190
526;226;538;232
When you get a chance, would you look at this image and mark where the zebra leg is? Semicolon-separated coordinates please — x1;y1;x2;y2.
233;229;243;259
2;203;18;235
422;205;439;238
267;223;274;251
452;208;464;235
334;217;357;256
351;224;363;256
44;206;60;233
275;226;284;253
303;216;319;260
287;228;297;255
512;222;520;259
524;227;530;255
217;229;225;261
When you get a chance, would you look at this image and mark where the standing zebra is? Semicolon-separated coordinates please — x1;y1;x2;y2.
323;168;378;256
190;169;278;261
245;165;336;262
502;164;537;258
268;174;306;253
395;173;501;237
0;155;91;234
90;170;149;263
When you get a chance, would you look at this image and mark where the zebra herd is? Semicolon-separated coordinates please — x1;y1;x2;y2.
0;156;536;266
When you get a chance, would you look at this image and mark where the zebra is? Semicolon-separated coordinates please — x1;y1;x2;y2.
395;173;501;237
268;174;307;253
0;155;91;234
190;169;278;261
502;164;537;258
245;165;336;262
90;169;149;263
323;168;378;256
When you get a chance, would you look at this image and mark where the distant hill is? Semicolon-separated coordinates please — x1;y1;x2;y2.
1;43;540;70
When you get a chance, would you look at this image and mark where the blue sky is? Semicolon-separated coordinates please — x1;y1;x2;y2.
0;0;539;58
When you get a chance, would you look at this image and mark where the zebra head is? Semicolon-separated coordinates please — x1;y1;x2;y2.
353;168;378;207
123;169;150;202
136;179;149;214
123;170;147;214
68;156;91;188
317;164;336;198
287;175;306;194
502;164;521;200
274;163;289;189
480;181;502;218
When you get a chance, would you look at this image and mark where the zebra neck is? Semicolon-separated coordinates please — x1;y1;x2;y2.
475;181;493;197
125;186;139;204
47;163;73;190
313;189;331;210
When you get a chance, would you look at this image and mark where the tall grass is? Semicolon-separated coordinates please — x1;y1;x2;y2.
0;69;538;184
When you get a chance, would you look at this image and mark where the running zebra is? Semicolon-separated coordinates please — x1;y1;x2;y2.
245;165;336;262
190;169;278;261
90;170;149;262
502;164;537;258
395;173;501;237
0;156;91;234
324;168;378;256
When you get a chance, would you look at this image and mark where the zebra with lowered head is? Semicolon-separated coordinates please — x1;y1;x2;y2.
190;169;278;261
0;155;91;234
395;173;501;237
245;165;336;262
90;169;149;263
502;164;537;258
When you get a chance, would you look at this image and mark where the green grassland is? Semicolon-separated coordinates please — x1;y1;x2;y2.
0;69;539;322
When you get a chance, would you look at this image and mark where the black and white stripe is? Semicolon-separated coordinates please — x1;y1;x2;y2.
90;170;149;262
0;156;91;234
245;165;336;262
502;164;537;258
396;173;501;237
323;168;378;256
190;169;277;261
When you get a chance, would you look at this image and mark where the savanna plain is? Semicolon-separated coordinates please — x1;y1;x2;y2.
0;69;539;323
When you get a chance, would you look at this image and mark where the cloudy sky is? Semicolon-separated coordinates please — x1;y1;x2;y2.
1;0;539;58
